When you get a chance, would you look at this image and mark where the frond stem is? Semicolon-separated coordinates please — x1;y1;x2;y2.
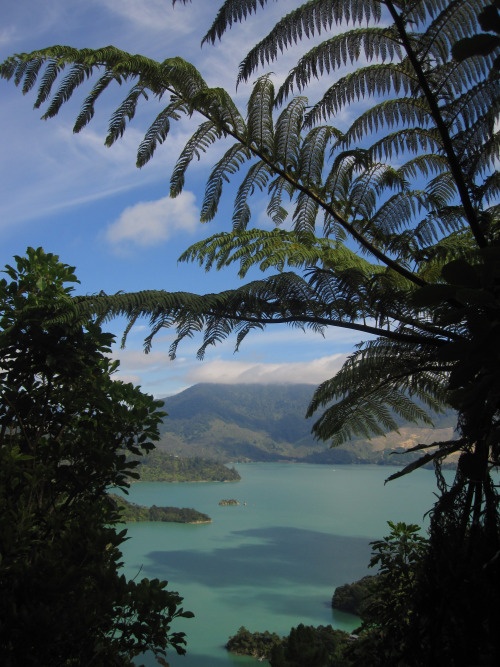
384;0;487;248
206;310;450;346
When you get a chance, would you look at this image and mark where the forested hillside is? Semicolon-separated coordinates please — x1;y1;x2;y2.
157;384;456;464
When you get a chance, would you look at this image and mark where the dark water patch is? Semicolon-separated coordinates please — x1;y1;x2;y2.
144;526;371;588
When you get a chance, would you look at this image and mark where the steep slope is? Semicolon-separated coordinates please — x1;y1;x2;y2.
156;384;456;464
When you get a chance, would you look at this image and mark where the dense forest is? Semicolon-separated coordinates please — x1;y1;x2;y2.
110;494;211;524
136;450;241;482
226;624;353;665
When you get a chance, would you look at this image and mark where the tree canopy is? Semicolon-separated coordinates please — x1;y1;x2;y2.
0;247;192;665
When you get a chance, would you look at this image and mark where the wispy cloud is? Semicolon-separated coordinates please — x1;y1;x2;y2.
104;192;199;251
112;350;348;398
182;353;347;387
0;27;16;47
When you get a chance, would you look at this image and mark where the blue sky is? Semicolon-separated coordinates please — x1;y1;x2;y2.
0;0;366;397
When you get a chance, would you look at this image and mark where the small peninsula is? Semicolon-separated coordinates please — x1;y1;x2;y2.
226;627;282;660
134;452;241;482
110;494;211;524
226;624;353;662
332;575;378;616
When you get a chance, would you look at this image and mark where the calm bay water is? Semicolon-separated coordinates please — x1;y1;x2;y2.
121;463;449;666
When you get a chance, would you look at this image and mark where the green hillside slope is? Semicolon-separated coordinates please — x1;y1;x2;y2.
156;384;456;465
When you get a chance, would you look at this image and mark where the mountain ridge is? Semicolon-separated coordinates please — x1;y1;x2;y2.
156;383;456;465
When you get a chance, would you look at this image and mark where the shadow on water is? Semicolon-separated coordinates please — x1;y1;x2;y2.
144;525;372;589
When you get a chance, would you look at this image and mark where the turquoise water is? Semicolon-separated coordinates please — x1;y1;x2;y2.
120;463;448;666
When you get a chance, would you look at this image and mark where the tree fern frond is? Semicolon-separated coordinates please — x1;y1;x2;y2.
445;78;500;134
303;63;418;126
20;58;44;94
324;149;372;205
232;160;272;230
403;0;458;29
236;0;383;84
420;0;489;65
277;27;404;106
349;162;408;224
234;320;265;352
201;143;251;222
73;71;116;133
426;172;459;208
397;206;466;255
297;125;338;187
477;171;500;205
455;124;496;168
465;131;500;178
190;86;246;135
374;163;410;195
170;120;223;198
413;227;474;280
312;387;434;446
307;339;449;445
0;55;20;81
157;55;209;99
105;84;148;147
273;96;307;172
343;97;432;146
292;191;320;233
369;128;443;161
200;0;270;45
308;339;447;410
178;229;335;277
136;99;186;168
267;175;296;226
32;60;66;107
246;74;274;152
41;64;93;120
370;190;427;239
397;154;449;180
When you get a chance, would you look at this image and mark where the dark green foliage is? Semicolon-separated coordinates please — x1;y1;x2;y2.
453;1;500;72
226;624;353;665
364;522;427;627
403;472;500;666
137;450;241;482
331;575;378;617
341;522;428;666
0;248;192;666
269;624;352;667
226;626;282;660
110;494;211;523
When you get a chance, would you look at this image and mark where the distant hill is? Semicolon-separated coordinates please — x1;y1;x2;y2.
156;384;457;465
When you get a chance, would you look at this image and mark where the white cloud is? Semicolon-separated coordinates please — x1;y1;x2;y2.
183;353;347;386
0;27;16;47
111;348;172;370
104;192;199;251
111;343;348;397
